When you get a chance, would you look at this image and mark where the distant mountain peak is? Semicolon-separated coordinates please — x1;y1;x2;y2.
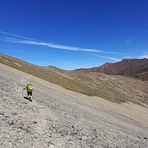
75;58;148;81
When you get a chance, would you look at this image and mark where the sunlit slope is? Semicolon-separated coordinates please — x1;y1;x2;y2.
0;53;148;105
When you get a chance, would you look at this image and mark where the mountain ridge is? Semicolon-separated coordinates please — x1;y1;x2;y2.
75;58;148;81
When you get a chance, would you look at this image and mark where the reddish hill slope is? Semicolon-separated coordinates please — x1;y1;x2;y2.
76;59;148;81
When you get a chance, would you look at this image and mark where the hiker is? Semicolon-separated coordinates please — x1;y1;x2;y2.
23;83;33;101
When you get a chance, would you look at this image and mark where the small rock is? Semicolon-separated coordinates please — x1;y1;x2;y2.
9;120;14;125
82;136;87;140
78;136;82;140
48;141;54;148
4;115;10;118
144;137;147;140
49;145;54;148
18;129;21;132
0;112;4;115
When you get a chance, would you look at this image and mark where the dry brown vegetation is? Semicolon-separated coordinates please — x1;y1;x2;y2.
0;53;148;105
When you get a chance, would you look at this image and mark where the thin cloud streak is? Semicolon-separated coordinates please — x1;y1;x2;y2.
13;39;103;53
6;38;121;54
0;30;120;54
90;54;121;62
0;30;36;40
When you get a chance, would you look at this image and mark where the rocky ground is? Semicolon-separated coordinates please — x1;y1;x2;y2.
0;63;148;148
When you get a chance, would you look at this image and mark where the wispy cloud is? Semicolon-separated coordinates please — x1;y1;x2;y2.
88;54;121;62
0;30;35;40
97;55;121;61
0;30;119;54
11;39;103;53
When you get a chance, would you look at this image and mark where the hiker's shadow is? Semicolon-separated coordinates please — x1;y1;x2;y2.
24;96;31;102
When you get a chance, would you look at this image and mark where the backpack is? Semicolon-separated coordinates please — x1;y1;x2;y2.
27;84;33;92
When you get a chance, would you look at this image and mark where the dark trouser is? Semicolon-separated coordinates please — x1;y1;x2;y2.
27;92;32;96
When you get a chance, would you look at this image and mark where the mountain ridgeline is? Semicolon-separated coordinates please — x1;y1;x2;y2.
75;58;148;81
0;53;148;105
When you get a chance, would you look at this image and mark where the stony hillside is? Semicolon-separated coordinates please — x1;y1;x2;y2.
76;58;148;81
0;53;148;105
0;63;148;148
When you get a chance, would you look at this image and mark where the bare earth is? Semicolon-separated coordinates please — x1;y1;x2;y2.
0;63;148;148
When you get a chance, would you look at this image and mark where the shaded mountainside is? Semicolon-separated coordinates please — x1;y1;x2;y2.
0;53;148;105
76;59;148;81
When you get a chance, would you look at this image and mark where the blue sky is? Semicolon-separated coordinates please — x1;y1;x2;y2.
0;0;148;70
